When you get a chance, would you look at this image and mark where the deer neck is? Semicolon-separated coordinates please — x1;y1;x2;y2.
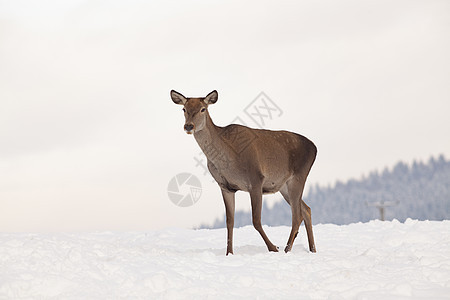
194;113;232;167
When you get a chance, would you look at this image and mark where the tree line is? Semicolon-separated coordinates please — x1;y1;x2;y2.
203;154;450;228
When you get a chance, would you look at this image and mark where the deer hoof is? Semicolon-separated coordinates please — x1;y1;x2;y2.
268;245;279;252
284;244;292;253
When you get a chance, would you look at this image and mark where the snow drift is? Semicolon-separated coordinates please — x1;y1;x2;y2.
1;219;449;299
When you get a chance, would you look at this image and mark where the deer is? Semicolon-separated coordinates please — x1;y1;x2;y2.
171;90;317;255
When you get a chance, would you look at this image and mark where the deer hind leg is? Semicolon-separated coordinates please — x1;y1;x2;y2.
281;178;316;253
250;187;278;252
281;180;316;253
301;200;316;253
280;178;304;253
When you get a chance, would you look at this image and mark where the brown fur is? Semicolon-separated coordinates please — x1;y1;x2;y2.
171;90;317;255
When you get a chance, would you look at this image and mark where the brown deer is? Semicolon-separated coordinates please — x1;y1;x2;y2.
171;90;317;255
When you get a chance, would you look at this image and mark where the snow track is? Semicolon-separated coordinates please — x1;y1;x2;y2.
1;220;449;299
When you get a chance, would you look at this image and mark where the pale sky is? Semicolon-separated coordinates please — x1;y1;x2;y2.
1;0;449;232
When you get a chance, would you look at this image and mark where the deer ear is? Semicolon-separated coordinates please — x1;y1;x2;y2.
204;90;218;105
171;90;187;105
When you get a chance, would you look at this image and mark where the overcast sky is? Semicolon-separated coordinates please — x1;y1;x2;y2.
1;0;449;232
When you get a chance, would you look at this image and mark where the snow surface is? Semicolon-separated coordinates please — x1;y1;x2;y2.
1;219;450;299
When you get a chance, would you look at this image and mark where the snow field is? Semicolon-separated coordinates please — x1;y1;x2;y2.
1;219;449;299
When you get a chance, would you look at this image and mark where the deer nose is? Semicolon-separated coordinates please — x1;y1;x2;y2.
184;123;194;133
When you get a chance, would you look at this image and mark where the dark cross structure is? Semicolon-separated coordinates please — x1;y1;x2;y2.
367;200;400;221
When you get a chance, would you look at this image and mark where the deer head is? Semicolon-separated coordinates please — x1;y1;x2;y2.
171;90;218;134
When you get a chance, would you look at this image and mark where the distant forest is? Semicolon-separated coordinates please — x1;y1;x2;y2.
204;154;450;228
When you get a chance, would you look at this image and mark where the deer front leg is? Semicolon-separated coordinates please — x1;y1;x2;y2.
250;187;278;252
221;189;235;255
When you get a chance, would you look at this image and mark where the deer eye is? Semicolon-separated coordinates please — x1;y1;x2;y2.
182;108;186;112
200;108;206;113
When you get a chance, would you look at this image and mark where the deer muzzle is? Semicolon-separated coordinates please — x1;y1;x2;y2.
184;123;194;134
